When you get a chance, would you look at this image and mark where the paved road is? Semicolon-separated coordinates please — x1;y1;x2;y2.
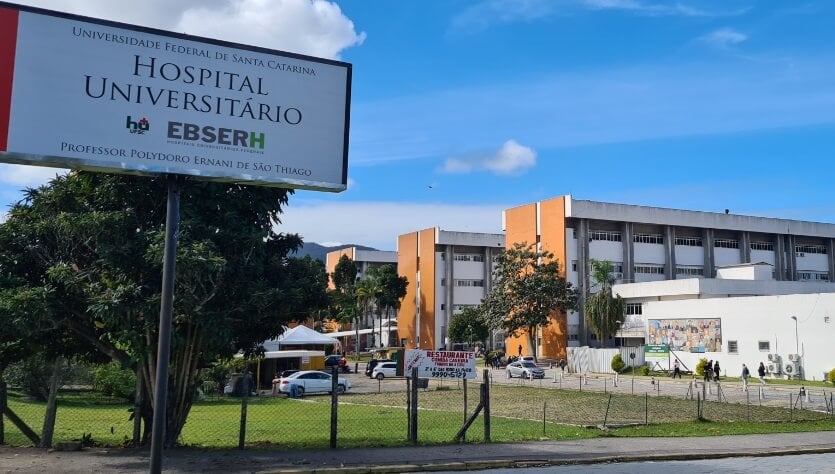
3;430;835;473
338;367;834;412
432;452;835;474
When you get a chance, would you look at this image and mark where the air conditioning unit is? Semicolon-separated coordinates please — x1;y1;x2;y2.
767;363;779;374
784;362;801;378
788;353;801;362
767;353;781;362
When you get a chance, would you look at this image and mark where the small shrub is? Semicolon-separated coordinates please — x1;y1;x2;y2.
92;363;136;401
695;358;709;376
640;365;650;376
829;368;835;385
5;355;59;401
611;354;625;373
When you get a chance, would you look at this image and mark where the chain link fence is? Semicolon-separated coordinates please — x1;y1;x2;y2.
3;367;835;449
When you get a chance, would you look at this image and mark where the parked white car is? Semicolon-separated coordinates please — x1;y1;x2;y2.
371;361;398;380
278;370;351;396
506;361;545;379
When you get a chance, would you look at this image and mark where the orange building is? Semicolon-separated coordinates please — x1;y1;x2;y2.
397;228;504;350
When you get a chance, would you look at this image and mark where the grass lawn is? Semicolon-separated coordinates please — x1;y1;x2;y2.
3;385;834;449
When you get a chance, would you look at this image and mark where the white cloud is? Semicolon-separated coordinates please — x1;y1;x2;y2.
0;164;67;187
440;139;536;175
452;0;554;32
451;0;747;31
17;0;365;59
280;201;508;250
699;28;748;49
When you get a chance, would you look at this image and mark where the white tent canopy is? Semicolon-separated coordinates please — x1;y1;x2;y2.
262;325;340;351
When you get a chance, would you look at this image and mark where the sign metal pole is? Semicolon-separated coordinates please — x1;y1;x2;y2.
149;174;181;474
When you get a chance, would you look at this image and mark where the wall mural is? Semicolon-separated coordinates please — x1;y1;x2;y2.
647;318;722;353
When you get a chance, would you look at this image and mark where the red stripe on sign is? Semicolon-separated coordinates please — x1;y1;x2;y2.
0;7;20;152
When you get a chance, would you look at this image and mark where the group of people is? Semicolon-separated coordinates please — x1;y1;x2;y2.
740;362;768;392
703;359;722;382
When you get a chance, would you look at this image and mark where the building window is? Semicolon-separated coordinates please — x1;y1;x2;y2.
674;236;703;247
758;341;770;351
568;334;579;341
625;303;643;315
634;264;664;274
571;260;578;272
440;304;445;310
798;271;829;282
454;254;485;262
440;278;445;286
589;230;622;242
634;233;664;244
751;241;774;251
796;244;827;255
714;239;739;249
728;341;738;353
454;279;484;287
676;265;704;277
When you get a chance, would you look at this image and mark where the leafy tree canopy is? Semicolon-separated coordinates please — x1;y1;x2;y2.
584;259;625;347
448;307;489;345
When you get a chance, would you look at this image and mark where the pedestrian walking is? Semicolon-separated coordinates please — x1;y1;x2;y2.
741;364;750;392
559;358;566;373
704;360;713;383
672;359;681;378
758;362;766;385
713;360;721;382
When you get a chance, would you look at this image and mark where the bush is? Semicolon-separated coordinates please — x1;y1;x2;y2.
611;354;625;373
640;365;650;376
92;363;136;401
5;355;60;401
829;368;835;385
695;358;709;376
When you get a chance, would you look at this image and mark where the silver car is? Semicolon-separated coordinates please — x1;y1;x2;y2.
506;361;545;379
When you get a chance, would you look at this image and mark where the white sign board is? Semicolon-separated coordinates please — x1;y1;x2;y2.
404;349;477;380
0;2;350;191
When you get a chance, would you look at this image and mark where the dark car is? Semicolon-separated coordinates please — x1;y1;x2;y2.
365;359;392;377
324;355;342;367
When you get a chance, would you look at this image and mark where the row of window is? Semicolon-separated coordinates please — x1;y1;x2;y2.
586;235;827;255
439;304;477;311
625;303;643;315
676;265;704;276
634;264;665;274
440;253;487;262
796;244;828;255
440;279;485;287
798;271;830;282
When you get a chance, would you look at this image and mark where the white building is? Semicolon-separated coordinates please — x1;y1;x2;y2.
503;195;835;356
613;263;835;381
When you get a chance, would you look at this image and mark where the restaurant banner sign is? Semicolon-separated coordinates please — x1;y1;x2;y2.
0;2;351;191
404;350;477;380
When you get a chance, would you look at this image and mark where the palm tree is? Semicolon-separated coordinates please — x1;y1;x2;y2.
584;259;625;347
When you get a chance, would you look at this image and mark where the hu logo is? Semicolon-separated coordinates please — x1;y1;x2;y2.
126;116;150;135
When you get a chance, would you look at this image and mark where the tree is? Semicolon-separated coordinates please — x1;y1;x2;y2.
0;171;328;446
448;307;489;346
375;265;407;347
584;259;625;347
329;255;360;355
481;242;577;359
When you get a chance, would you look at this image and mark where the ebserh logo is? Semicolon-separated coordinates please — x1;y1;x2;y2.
126;116;149;135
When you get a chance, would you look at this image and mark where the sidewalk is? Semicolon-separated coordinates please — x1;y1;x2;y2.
3;431;835;473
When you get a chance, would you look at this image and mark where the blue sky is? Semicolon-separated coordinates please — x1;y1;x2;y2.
3;0;835;250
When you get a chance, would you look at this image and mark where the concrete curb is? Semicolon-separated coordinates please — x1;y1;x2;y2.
266;446;835;473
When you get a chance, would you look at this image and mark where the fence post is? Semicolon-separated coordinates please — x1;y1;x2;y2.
603;394;612;428
330;366;338;449
406;377;411;441
410;367;418;443
483;369;491;443
463;377;468;443
645;393;648;425
604;379;607;394
695;391;700;420
790;393;794;422
0;375;5;445
133;369;143;445
747;389;750;422
631;378;634;395
238;374;250;450
39;357;63;448
542;400;546;436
